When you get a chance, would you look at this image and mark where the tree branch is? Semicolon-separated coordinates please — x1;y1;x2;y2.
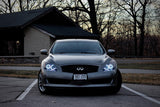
78;0;89;13
2;0;9;7
62;7;87;12
117;2;133;17
43;0;50;8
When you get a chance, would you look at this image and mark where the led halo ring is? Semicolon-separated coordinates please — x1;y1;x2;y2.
103;64;114;72
45;64;57;72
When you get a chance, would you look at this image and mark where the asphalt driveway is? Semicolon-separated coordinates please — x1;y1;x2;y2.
0;77;159;107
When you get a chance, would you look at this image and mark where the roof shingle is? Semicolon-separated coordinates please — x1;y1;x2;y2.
0;8;50;28
34;24;97;38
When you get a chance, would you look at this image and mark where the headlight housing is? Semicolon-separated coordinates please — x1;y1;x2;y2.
45;64;57;72
103;59;117;72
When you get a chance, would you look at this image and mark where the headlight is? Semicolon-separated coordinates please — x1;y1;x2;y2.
103;59;117;72
103;64;114;72
45;64;57;72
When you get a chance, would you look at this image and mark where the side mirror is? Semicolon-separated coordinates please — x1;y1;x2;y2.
107;49;115;55
40;49;48;55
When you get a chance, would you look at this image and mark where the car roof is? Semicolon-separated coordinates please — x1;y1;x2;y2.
56;39;99;43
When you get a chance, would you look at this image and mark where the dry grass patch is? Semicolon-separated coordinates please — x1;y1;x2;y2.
118;62;160;70
0;64;40;67
0;74;37;78
0;70;38;78
122;73;160;85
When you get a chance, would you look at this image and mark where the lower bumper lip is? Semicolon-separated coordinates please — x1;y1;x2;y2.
44;83;115;88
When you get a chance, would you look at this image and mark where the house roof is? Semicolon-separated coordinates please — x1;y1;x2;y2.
34;24;97;38
0;8;48;29
0;7;98;39
0;7;75;29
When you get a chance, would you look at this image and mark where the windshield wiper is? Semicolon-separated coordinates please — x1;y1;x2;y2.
55;52;67;54
80;52;97;54
55;52;97;54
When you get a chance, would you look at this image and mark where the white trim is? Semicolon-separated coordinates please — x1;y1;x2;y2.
16;79;38;101
32;26;55;38
122;85;160;105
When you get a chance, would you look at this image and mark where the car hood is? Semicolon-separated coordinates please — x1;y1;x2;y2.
51;54;108;65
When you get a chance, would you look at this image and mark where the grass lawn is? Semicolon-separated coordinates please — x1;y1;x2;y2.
118;62;160;70
122;73;160;85
0;70;38;78
0;64;40;67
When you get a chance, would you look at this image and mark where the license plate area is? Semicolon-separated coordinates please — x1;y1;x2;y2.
73;74;87;80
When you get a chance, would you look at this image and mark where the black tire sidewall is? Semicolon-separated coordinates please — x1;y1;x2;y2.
111;70;122;94
38;71;48;94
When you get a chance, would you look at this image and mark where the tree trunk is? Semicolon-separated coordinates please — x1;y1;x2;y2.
133;18;137;56
19;0;23;11
88;0;99;35
139;26;145;56
139;24;145;56
8;0;12;13
139;1;147;56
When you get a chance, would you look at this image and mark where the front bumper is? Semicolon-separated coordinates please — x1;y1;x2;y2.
42;71;117;88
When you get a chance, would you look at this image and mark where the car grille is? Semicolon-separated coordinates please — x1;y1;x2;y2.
61;65;98;73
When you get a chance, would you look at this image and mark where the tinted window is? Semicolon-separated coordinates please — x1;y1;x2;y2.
51;41;105;54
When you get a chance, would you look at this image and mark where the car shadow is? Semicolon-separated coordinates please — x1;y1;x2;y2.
44;88;117;97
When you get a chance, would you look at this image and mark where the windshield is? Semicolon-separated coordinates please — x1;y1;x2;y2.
51;41;105;54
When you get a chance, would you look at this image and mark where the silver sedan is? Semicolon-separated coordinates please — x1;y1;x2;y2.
38;39;122;94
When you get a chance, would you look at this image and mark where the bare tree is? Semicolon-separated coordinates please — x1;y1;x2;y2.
0;0;17;13
0;0;52;13
60;0;100;36
116;0;155;56
116;0;143;56
102;0;119;49
137;0;149;56
59;0;119;39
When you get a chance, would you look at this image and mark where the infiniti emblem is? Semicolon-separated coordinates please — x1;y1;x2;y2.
76;67;84;71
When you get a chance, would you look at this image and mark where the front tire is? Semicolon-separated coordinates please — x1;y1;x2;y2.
38;71;48;94
111;69;122;94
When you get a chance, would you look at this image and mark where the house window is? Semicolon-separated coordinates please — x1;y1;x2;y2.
8;40;23;56
8;41;16;55
0;40;23;56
